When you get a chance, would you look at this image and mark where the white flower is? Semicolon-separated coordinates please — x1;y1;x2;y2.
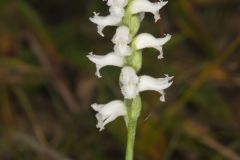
109;6;125;17
120;67;173;101
112;26;132;56
130;0;168;22
89;12;122;37
138;74;173;102
135;33;171;59
114;44;132;56
112;26;132;44
120;66;139;99
87;52;125;78
89;7;124;37
91;100;127;131
103;0;128;7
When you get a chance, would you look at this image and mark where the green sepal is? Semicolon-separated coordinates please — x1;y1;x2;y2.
123;1;141;37
123;15;141;37
124;95;142;122
125;50;142;72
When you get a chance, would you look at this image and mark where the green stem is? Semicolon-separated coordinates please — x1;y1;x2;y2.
126;118;137;160
123;1;142;159
125;96;142;160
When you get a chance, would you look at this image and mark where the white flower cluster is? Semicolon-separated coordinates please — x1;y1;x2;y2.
88;0;173;131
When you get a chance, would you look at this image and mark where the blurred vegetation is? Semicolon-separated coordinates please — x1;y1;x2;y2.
0;0;240;159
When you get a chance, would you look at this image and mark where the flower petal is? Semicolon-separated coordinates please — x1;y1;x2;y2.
114;44;132;56
131;0;168;22
91;100;127;131
112;25;132;44
89;12;123;36
103;0;128;7
135;33;171;59
87;52;125;78
109;6;125;17
138;74;173;101
120;66;139;99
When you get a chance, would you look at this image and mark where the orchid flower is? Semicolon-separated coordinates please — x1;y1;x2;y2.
120;66;139;99
89;13;122;36
112;25;132;56
138;74;173;102
120;66;173;101
87;52;125;78
92;100;127;131
135;33;171;59
130;0;168;22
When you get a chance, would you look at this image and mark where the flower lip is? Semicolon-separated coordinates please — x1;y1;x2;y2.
91;100;127;131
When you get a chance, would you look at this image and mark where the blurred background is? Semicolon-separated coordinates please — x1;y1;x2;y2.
0;0;240;159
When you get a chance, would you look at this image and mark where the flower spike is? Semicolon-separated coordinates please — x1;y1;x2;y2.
92;100;127;131
87;52;125;78
88;0;173;157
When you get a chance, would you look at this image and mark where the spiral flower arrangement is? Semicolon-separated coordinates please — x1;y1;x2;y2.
87;0;173;159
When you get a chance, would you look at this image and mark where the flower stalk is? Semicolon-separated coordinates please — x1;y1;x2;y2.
123;2;142;158
125;96;142;160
